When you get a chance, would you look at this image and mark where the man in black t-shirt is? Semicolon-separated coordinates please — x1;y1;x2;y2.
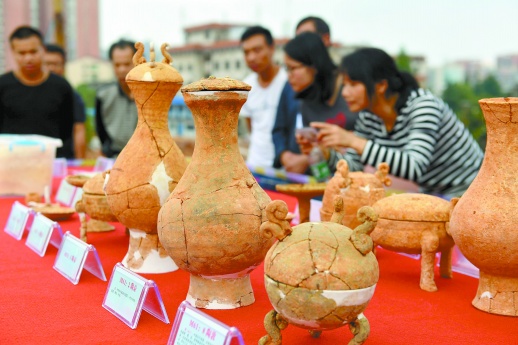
0;26;74;158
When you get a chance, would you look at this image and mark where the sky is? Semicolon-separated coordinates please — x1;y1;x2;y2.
99;0;518;68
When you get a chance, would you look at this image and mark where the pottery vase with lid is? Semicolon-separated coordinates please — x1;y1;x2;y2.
259;197;379;345
104;42;188;273
158;76;273;309
320;159;391;228
449;97;518;316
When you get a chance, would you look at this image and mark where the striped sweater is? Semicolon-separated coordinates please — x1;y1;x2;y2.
329;89;484;197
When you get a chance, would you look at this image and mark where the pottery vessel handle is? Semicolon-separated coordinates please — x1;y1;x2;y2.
351;206;378;255
260;200;292;241
375;162;392;187
132;42;147;66
330;195;345;224
161;43;173;65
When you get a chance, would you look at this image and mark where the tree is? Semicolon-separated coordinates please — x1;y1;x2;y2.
474;74;502;98
395;48;412;73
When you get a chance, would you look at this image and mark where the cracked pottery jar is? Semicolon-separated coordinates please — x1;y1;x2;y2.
320;159;391;228
449;97;518;316
259;197;379;345
104;43;187;273
371;193;454;292
158;77;273;309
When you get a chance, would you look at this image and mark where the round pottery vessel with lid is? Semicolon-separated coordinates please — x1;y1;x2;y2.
259;197;379;345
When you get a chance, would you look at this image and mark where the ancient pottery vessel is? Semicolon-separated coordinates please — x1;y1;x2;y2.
321;160;391;228
259;197;379;345
275;183;326;224
449;97;518;316
372;193;454;292
105;43;187;273
70;172;117;241
158;77;272;309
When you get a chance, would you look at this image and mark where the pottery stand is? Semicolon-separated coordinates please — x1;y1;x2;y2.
105;43;187;274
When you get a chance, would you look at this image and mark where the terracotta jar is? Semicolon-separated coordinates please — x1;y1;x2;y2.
372;193;454;292
449;97;518;316
105;43;187;273
259;197;379;345
158;77;273;309
320;159;391;228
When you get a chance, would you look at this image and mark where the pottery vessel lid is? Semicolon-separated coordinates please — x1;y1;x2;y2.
83;173;106;195
373;193;450;222
181;76;251;93
126;42;183;84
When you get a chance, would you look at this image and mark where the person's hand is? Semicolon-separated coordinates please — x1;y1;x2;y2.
280;152;309;174
295;133;315;155
310;122;351;148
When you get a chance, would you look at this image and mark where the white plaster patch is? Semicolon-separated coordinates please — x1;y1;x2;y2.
480;291;493;299
357;312;365;319
321;285;376;306
359;185;371;193
133;250;142;260
122;247;178;273
103;172;110;193
142;71;154;82
129;229;147;239
150;161;173;205
186;294;237;310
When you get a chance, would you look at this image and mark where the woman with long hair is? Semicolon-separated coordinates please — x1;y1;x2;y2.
299;47;483;198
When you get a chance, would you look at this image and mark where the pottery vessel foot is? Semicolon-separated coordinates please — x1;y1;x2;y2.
186;274;254;309
122;229;178;273
472;272;518;316
86;219;115;232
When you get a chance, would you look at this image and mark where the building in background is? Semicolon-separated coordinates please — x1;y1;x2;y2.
0;0;100;74
496;54;518;93
426;60;490;95
169;23;360;84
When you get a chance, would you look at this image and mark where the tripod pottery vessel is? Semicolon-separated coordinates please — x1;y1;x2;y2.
259;197;379;345
449;97;518;316
158;77;273;309
105;43;187;273
320;160;391;228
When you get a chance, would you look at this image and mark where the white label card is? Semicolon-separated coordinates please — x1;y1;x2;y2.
168;301;244;345
25;213;63;257
4;201;33;240
55;179;77;207
53;231;106;285
102;263;169;329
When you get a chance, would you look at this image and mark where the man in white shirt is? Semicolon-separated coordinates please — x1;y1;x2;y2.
240;26;287;167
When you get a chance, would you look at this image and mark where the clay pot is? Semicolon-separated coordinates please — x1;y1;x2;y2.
259;198;379;345
105;43;188;273
158;77;273;309
372;193;454;292
74;173;117;223
321;160;391;228
449;97;518;316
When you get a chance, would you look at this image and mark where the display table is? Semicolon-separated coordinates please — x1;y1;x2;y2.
0;185;516;344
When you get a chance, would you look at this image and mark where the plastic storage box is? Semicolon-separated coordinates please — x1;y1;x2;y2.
0;134;63;195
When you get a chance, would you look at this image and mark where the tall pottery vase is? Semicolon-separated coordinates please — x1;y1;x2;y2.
449;97;518;316
105;43;187;273
158;77;273;309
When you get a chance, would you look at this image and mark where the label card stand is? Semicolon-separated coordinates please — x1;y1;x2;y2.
55;178;78;207
25;213;63;257
168;300;245;345
4;201;33;240
102;263;169;329
53;231;106;285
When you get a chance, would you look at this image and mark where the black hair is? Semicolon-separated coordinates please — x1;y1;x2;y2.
296;16;330;36
340;48;419;111
240;26;274;46
108;39;137;60
9;26;43;44
284;31;336;102
45;44;66;61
